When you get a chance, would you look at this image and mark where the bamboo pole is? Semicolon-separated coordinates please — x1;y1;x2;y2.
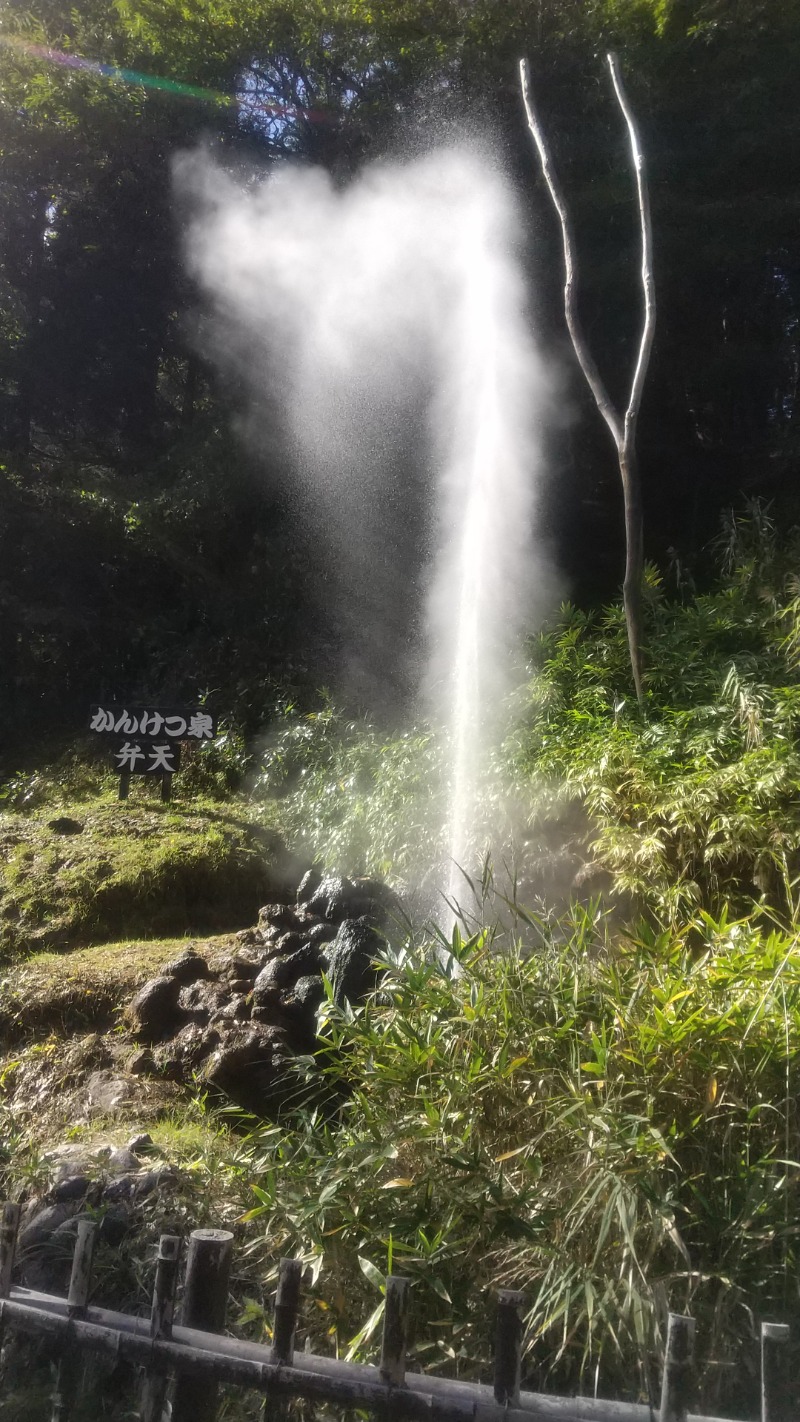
141;1235;181;1422
51;1219;97;1422
494;1290;526;1406
271;1258;302;1365
381;1276;410;1386
659;1314;695;1422
172;1228;233;1422
0;1204;20;1300
0;1203;20;1404
760;1322;791;1422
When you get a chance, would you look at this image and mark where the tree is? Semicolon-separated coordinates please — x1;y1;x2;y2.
520;52;655;706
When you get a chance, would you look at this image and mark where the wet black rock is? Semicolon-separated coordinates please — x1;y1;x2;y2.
127;1133;153;1154
272;930;307;957
178;979;229;1022
126;1048;155;1076
235;927;264;948
230;950;265;978
203;1024;294;1115
130;976;182;1044
291;975;326;1011
18;1204;75;1255
297;867;323;905
253;944;322;999
352;876;404;926
305;875;357;923
122;867;401;1118
324;918;384;1004
47;817;84;835
258;903;300;934
156;1021;221;1075
99;1205;130;1246
161;950;212;984
107;1148;141;1175
305;875;401;928
51;1175;92;1204
210;993;250;1025
303;921;338;948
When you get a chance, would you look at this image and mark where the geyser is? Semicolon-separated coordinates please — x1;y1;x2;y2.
177;145;553;912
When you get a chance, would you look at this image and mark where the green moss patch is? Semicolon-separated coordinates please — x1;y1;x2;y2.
0;799;305;960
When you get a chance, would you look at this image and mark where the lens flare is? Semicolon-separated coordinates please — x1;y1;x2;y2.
0;32;333;126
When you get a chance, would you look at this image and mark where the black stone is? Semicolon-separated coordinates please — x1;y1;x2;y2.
130;976;182;1044
297;867;323;905
51;1175;91;1204
303;921;338;948
305;876;358;923
203;1024;294;1115
161;950;212;984
253;943;322;998
323;918;384;1004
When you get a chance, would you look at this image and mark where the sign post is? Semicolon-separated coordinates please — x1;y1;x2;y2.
88;707;217;801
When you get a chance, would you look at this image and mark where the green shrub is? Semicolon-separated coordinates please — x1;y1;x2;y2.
236;907;799;1417
513;515;800;921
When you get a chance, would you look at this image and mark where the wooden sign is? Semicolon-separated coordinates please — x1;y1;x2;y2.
89;706;216;800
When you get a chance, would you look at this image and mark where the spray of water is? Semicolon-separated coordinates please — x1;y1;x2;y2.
176;145;554;913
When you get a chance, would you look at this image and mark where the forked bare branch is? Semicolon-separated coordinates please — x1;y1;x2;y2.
519;53;656;706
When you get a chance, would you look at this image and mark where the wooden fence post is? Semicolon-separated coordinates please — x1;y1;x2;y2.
0;1203;20;1398
140;1235;181;1422
0;1204;20;1302
172;1228;233;1422
380;1276;410;1387
493;1289;526;1406
51;1219;97;1422
659;1313;695;1422
261;1258;303;1422
271;1258;303;1366
761;1321;791;1422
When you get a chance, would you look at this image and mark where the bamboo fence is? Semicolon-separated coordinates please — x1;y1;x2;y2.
0;1202;790;1422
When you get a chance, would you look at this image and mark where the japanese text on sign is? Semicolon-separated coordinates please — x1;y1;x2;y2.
89;707;216;740
114;742;181;775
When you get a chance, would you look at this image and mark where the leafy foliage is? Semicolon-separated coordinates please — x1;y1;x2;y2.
234;908;799;1416
514;514;800;921
252;701;445;886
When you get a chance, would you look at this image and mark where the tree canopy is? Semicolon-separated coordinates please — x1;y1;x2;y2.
1;0;798;750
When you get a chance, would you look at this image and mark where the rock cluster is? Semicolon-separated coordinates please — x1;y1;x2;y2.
127;872;401;1116
16;1135;175;1293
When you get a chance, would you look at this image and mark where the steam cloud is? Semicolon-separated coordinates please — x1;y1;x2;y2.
176;145;556;900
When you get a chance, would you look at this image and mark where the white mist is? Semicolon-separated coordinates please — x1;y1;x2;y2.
177;146;553;914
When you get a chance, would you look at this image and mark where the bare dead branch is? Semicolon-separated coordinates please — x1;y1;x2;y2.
607;52;656;446
519;59;622;451
519;53;656;706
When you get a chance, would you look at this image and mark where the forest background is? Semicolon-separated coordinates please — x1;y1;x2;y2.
1;0;799;748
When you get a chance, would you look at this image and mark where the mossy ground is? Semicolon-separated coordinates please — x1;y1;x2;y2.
0;796;304;960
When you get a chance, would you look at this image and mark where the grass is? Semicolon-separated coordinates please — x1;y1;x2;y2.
0;796;302;960
0;936;229;1043
250;701;446;890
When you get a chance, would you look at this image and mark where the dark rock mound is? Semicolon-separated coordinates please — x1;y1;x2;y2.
124;866;401;1117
